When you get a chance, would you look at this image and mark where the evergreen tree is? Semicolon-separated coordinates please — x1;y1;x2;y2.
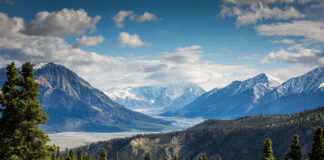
100;148;107;160
78;149;83;160
308;126;324;160
285;134;302;160
181;156;185;160
57;146;60;160
173;155;178;160
262;138;275;160
130;156;133;160
199;156;203;160
115;152;120;160
0;62;50;159
144;152;152;160
187;156;190;160
216;155;221;160
96;154;100;160
202;153;207;160
87;152;92;160
69;149;75;160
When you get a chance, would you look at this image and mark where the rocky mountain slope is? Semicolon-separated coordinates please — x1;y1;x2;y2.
0;63;171;132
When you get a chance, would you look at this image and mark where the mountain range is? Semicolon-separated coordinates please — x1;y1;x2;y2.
0;63;170;132
162;67;324;119
105;83;205;113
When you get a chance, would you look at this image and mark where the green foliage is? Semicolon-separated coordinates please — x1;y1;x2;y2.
87;152;92;160
144;152;152;160
115;152;119;160
202;153;207;160
0;62;51;160
308;126;324;160
69;149;75;160
173;155;178;160
285;134;301;160
216;155;221;160
96;154;100;160
262;138;275;160
78;149;83;160
100;148;107;160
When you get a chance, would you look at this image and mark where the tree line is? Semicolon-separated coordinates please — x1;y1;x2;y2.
0;62;324;160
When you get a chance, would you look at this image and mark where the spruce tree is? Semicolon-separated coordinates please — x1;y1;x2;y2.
144;153;152;160
173;155;178;160
87;152;92;160
262;138;275;160
0;62;50;159
202;153;207;160
57;146;60;160
69;149;75;160
96;154;100;160
216;155;221;160
100;148;107;160
285;134;302;160
308;126;324;160
78;149;83;160
115;152;120;160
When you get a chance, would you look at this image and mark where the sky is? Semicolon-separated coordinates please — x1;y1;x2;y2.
0;0;323;90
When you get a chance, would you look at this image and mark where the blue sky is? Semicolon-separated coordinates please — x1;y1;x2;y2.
0;0;323;90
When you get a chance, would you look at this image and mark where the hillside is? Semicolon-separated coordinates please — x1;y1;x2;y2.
0;63;171;132
81;106;324;160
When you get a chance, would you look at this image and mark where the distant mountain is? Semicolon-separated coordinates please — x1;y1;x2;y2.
163;67;324;119
81;106;324;160
162;73;280;119
105;82;205;112
251;67;324;115
0;63;170;132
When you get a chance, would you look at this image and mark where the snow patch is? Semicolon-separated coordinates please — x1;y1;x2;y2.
33;63;48;70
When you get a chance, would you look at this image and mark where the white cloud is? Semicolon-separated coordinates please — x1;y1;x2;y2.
73;35;104;48
112;10;134;28
221;3;306;26
273;39;295;44
262;47;324;66
118;32;151;48
134;12;158;23
257;21;324;42
0;13;25;37
112;10;158;28
162;45;203;63
23;8;101;36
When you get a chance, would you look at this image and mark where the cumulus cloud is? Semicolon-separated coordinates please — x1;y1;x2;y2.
221;3;305;26
112;10;134;28
112;10;158;28
118;32;151;48
162;45;203;63
22;8;101;36
273;39;295;44
256;21;324;42
73;35;104;48
262;47;324;66
134;12;158;23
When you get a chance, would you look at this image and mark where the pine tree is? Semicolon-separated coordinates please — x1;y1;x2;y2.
216;155;221;160
69;149;75;160
115;152;120;160
173;155;178;160
78;149;83;160
144;152;152;160
0;62;51;159
202;153;207;160
56;146;60;160
181;156;185;160
262;138;275;160
96;154;100;160
87;152;92;160
100;148;107;160
285;134;302;160
130;156;133;160
308;126;324;160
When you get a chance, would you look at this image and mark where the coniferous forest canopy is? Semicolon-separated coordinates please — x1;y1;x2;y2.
0;62;324;160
